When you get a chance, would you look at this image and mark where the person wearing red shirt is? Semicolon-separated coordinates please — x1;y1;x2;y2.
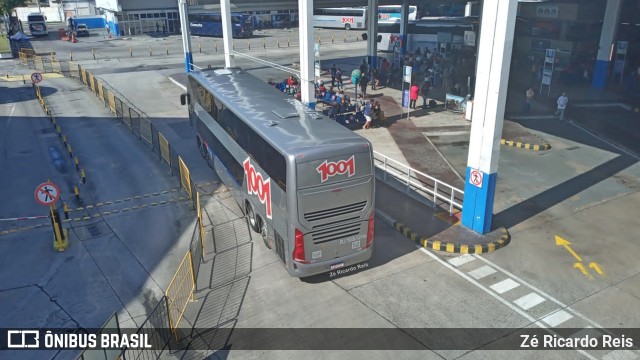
409;83;419;110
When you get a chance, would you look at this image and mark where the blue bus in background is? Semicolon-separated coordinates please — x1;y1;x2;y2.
189;12;253;38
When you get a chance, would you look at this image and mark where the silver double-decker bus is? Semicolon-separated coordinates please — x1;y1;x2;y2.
181;68;375;277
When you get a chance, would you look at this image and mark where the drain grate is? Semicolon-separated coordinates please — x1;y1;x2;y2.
87;225;101;238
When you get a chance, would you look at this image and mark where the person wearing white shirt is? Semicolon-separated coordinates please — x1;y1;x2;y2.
556;92;569;121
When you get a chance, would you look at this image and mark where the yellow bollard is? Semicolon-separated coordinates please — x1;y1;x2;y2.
81;169;86;184
215;41;218;52
50;206;68;251
130;47;133;57
56;126;62;137
74;156;79;170
92;49;96;60
166;45;169;56
62;134;67;146
70;51;73;61
63;202;70;219
287;37;290;47
67;144;73;158
149;47;152;56
73;185;79;200
248;41;251;50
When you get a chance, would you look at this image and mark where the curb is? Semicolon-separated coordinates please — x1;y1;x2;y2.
375;209;510;254
500;139;551;151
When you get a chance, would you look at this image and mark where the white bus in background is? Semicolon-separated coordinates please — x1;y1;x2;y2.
377;5;417;22
313;7;367;30
27;13;48;36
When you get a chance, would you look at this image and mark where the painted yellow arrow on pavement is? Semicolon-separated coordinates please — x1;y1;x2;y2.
589;262;605;276
574;262;593;279
555;235;582;262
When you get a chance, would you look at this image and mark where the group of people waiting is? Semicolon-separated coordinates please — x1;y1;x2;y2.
315;78;385;129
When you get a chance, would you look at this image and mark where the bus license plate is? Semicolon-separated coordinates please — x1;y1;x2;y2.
330;262;344;270
351;241;361;249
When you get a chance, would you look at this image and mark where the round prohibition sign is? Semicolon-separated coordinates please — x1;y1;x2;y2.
34;181;61;206
31;72;43;84
469;169;483;188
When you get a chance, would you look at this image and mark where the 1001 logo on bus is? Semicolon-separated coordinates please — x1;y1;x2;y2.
316;155;355;183
243;158;272;219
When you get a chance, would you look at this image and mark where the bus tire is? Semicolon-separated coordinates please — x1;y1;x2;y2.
257;216;271;249
246;202;261;233
345;24;351;30
196;137;206;158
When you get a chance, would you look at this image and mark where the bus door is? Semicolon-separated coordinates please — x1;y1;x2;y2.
295;151;373;262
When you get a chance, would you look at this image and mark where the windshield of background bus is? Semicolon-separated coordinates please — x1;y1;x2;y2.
28;15;45;22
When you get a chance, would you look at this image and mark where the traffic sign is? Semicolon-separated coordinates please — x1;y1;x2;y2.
31;72;43;84
469;169;483;188
34;181;60;206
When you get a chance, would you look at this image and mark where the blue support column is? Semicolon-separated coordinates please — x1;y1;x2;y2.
592;0;622;89
460;0;518;234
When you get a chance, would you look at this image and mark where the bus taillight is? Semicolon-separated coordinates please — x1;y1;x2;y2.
366;213;374;248
293;228;308;263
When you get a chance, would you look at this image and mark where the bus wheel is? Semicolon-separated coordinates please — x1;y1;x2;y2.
257;216;271;249
246;202;260;233
345;24;351;30
196;137;206;158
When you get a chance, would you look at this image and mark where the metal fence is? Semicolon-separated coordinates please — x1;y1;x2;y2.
118;297;172;360
373;150;464;215
165;251;195;337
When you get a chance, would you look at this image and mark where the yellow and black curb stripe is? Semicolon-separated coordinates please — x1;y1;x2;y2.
62;196;190;222
393;222;510;254
500;139;551;151
65;188;181;212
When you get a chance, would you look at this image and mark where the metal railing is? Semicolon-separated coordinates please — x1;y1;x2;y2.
373;150;464;215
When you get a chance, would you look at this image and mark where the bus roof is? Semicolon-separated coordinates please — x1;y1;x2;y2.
190;68;369;158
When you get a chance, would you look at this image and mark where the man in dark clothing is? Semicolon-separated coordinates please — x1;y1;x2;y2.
359;75;369;98
421;79;431;109
330;64;337;87
359;59;368;77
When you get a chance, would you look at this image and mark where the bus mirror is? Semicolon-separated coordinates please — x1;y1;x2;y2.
361;33;367;41
377;35;382;43
180;93;189;106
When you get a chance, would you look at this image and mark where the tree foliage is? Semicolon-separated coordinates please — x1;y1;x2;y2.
0;0;28;16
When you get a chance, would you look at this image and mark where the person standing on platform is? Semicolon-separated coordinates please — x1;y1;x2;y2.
421;79;431;110
409;83;419;110
524;87;534;112
330;64;337;87
556;92;569;121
